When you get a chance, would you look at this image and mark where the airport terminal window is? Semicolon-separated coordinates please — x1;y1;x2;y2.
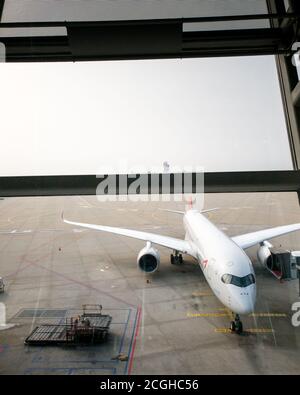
221;273;255;288
0;56;293;177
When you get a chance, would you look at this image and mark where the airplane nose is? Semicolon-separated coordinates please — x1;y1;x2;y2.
233;299;253;315
230;286;256;315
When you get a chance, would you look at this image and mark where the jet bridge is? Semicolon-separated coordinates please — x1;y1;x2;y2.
257;246;300;297
291;251;300;295
265;248;298;280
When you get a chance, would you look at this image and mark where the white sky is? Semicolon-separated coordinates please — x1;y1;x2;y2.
0;56;293;176
0;0;292;176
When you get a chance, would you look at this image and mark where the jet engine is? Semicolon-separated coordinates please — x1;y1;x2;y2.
137;243;160;274
257;243;272;268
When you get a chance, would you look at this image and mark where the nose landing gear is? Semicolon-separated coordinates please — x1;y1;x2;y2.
170;251;183;265
230;314;243;334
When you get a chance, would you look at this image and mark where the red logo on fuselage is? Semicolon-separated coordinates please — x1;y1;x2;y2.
202;259;209;268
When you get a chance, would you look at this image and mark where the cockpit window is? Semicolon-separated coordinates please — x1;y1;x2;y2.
221;273;255;288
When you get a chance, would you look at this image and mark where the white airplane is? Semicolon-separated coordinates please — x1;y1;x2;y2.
63;206;300;334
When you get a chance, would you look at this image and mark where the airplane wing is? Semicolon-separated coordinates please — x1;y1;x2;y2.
63;217;196;257
232;223;300;250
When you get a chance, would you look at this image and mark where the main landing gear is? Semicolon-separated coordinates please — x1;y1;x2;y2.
170;251;183;265
230;314;243;334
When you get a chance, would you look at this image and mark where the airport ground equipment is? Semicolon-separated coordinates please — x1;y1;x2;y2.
24;305;112;346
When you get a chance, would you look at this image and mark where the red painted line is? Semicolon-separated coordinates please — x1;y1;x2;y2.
127;306;142;375
4;262;32;279
28;260;136;308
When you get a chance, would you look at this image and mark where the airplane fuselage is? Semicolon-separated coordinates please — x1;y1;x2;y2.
184;209;256;315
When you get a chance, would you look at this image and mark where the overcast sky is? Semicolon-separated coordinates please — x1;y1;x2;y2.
0;55;293;176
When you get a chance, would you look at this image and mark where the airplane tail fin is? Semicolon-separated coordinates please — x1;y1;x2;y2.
158;196;196;215
187;196;194;211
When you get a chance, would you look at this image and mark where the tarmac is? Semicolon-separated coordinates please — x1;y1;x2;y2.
0;192;300;375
